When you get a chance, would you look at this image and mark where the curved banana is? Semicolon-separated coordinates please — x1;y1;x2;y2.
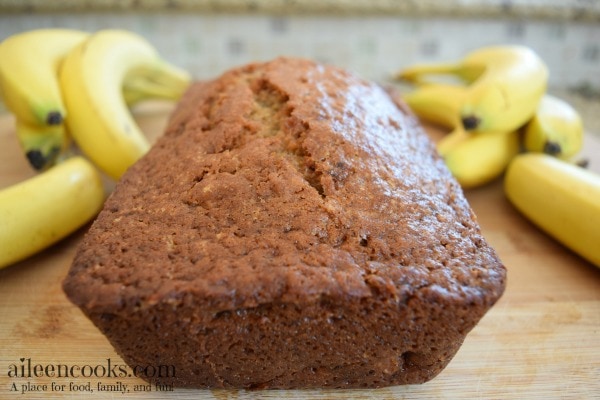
0;29;89;126
523;94;584;160
443;130;520;189
0;156;105;269
458;46;548;132
15;121;71;171
504;153;600;268
402;83;466;130
396;45;548;133
60;29;190;180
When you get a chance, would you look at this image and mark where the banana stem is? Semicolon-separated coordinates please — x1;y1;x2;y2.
139;62;190;93
395;62;463;83
396;62;485;85
124;79;183;101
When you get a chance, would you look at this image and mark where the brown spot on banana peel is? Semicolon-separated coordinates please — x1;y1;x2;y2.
575;158;590;168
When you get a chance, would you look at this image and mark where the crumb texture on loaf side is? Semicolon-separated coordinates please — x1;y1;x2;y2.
63;57;506;389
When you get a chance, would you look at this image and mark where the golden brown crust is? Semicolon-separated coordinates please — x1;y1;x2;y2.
63;57;505;389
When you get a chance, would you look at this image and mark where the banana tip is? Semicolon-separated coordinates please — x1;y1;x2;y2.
26;150;49;171
461;115;480;131
543;141;562;157
46;111;64;125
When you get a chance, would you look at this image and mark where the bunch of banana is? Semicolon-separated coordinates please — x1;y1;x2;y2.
0;28;190;173
60;29;190;180
0;29;89;170
0;157;105;269
397;45;549;133
396;45;586;189
401;80;520;187
504;154;600;268
0;28;190;270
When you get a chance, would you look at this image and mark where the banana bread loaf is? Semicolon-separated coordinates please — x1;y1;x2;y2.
63;57;506;389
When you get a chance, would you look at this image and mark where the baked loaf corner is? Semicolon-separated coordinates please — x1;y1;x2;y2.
63;57;506;389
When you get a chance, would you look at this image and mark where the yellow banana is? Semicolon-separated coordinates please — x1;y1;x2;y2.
402;83;466;130
15;121;71;171
396;45;548;133
60;29;190;180
0;156;105;269
0;29;89;126
523;94;584;160
443;129;520;189
456;46;548;133
504;153;600;268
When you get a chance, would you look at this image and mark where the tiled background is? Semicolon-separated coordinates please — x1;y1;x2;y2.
0;8;599;134
1;12;599;90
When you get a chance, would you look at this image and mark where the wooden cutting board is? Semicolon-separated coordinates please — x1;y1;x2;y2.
1;103;599;399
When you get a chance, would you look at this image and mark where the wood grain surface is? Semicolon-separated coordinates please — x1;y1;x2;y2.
1;103;599;399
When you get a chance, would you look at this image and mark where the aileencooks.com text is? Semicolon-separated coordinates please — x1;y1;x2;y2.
7;358;176;380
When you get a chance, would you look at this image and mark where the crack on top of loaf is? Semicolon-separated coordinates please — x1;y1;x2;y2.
249;77;291;138
247;75;327;199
